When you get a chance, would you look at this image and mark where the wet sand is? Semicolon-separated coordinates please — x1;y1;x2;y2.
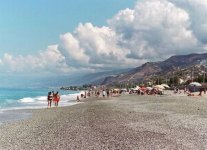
1;93;207;149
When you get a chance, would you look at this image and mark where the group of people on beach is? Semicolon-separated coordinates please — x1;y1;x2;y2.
95;89;111;98
77;89;114;102
47;91;60;108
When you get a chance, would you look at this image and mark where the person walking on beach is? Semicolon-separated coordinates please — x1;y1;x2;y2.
53;91;60;107
96;91;100;97
47;92;53;108
106;89;110;98
102;90;106;98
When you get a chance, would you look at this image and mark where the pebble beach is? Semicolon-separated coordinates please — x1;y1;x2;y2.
1;92;207;149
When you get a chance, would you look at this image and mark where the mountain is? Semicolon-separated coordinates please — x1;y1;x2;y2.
160;53;207;70
81;68;132;85
97;53;207;86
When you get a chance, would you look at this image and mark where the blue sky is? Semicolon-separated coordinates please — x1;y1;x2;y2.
0;0;207;88
0;0;135;57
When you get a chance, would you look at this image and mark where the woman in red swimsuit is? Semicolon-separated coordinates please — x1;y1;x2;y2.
53;91;60;107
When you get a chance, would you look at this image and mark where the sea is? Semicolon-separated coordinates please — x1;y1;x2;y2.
0;87;83;124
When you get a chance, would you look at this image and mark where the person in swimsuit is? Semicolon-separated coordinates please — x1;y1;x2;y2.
53;91;60;107
47;91;53;108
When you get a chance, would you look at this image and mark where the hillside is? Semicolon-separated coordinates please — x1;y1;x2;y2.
96;53;207;86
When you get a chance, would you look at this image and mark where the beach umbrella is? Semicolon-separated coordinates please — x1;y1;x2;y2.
113;88;119;92
146;87;153;90
140;86;147;91
189;82;202;87
133;86;140;90
189;82;202;93
161;84;170;88
133;86;140;91
154;85;165;89
121;88;127;91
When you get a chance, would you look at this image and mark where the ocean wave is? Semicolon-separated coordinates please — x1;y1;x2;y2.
0;90;84;112
0;90;85;124
17;91;84;107
1;100;82;112
19;97;36;103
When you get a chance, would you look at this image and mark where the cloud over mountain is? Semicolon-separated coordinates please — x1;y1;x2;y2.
1;0;207;75
109;0;198;59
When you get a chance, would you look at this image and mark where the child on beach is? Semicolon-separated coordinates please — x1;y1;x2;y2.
47;92;53;108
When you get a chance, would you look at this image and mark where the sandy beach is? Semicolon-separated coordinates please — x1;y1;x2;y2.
1;92;207;149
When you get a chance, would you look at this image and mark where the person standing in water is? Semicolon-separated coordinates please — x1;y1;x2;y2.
47;92;53;108
53;91;60;107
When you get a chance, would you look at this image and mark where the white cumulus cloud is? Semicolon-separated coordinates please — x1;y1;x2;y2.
59;23;139;69
0;45;69;74
1;0;207;74
170;0;207;45
58;0;204;70
109;0;198;60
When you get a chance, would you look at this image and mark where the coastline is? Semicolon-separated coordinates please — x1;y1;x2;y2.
0;109;32;125
0;89;85;125
0;99;80;125
1;93;207;149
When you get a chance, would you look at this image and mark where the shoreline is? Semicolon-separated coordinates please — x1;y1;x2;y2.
0;99;81;125
0;89;204;125
0;89;86;125
0;90;204;125
1;93;207;149
0;109;33;125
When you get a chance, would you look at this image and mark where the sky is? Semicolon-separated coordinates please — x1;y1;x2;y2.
0;0;207;87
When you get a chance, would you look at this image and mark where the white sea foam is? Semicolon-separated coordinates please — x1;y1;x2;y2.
16;91;84;109
36;96;46;101
0;91;84;114
19;97;35;103
0;89;85;124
